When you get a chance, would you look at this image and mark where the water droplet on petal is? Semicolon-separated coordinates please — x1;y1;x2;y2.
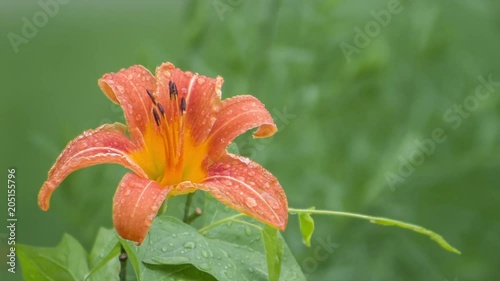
245;197;257;208
124;189;131;196
262;192;280;209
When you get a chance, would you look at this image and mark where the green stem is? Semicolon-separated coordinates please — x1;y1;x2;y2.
119;244;127;281
183;193;194;223
288;208;461;254
198;214;245;234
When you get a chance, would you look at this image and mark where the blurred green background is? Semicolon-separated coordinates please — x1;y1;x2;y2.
1;0;499;280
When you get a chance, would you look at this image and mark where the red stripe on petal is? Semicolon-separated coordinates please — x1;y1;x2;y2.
113;173;169;244
199;153;288;230
208;95;277;159
38;123;145;211
184;74;223;144
155;63;223;144
98;65;156;144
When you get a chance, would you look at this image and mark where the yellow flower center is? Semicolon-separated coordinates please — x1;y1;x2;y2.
130;84;208;187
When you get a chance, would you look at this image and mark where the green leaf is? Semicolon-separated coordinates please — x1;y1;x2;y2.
368;217;461;254
84;228;120;281
289;208;461;254
121;238;217;281
297;207;315;247
262;225;284;281
17;234;89;281
142;216;304;281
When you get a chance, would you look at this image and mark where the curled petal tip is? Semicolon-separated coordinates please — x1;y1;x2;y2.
253;124;277;138
38;181;54;211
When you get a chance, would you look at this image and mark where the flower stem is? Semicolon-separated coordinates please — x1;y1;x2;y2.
119;244;127;281
183;193;194;223
288;208;461;254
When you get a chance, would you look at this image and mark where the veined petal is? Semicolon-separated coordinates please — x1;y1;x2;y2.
208;95;277;159
199;153;288;230
98;65;156;144
113;173;169;244
38;123;146;211
155;62;223;144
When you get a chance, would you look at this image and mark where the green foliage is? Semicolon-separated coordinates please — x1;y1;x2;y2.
17;228;120;281
18;193;304;281
17;234;89;281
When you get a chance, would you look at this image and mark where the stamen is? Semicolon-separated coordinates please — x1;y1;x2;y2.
180;97;186;113
152;108;161;126
169;81;178;100
157;103;166;116
146;89;156;104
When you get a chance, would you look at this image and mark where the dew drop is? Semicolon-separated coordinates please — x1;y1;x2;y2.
201;250;208;258
199;263;210;270
161;247;167;252
183;242;195;249
124;189;131;196
169;243;174;246
262;192;280;209
245;197;257;208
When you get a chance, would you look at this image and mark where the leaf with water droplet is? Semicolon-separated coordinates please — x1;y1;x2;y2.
183;242;196;249
141;215;305;281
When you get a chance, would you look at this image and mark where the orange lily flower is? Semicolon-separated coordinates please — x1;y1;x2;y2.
38;62;288;244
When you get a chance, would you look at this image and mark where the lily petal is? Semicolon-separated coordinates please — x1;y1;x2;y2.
98;65;156;144
199;153;288;230
113;173;169;244
155;62;223;144
38;123;146;211
208;95;277;159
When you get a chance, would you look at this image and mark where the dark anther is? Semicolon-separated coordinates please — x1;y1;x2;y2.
153;108;161;126
169;81;178;99
146;89;156;104
180;97;186;113
157;103;166;116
